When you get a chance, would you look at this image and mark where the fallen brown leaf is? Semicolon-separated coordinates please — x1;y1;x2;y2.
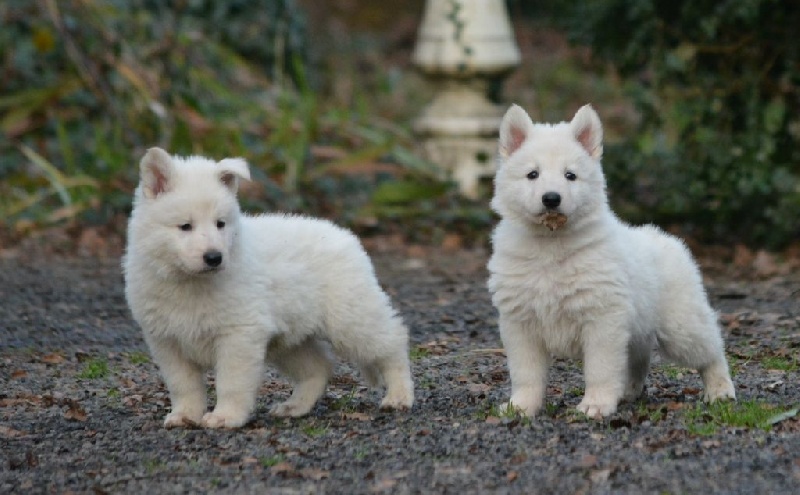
441;233;463;251
123;395;143;408
506;470;518;482
299;468;329;480
270;462;295;475
590;468;612;483
63;401;88;422
369;478;397;492
342;412;373;422
467;383;491;394
0;425;28;438
40;353;65;364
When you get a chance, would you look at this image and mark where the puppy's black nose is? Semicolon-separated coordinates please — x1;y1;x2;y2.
542;192;561;208
203;250;223;268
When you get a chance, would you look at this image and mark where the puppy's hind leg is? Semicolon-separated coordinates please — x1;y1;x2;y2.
375;351;414;410
334;311;414;411
268;339;333;417
623;335;653;402
656;262;735;402
358;319;414;411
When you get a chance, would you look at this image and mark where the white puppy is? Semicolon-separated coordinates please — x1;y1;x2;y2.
487;105;736;418
123;148;414;428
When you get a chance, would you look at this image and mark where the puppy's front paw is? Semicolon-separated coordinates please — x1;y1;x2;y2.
700;363;736;402
702;381;736;403
270;401;313;418
379;389;414;411
577;395;618;418
507;393;543;417
201;410;249;429
163;411;202;429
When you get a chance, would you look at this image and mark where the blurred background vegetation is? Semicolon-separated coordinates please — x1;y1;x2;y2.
1;0;797;251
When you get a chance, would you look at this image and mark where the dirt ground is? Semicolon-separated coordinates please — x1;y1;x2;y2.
1;247;798;494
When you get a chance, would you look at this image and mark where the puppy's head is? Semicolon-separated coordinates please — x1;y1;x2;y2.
129;147;251;277
491;104;607;231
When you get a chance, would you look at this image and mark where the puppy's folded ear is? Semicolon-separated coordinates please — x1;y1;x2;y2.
218;158;251;194
498;104;534;160
571;104;603;160
140;147;174;199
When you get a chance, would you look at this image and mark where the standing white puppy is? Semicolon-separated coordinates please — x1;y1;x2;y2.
487;105;735;418
124;148;414;428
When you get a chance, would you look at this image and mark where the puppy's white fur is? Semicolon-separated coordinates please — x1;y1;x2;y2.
488;105;735;418
124;148;414;428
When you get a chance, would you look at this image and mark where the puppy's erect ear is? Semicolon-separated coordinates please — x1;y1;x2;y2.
218;157;251;194
498;104;534;160
571;104;603;160
140;147;174;199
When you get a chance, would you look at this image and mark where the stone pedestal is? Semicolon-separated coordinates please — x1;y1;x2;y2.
412;0;520;198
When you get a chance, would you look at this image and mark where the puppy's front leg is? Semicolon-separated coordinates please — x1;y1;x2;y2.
148;339;207;428
578;314;629;418
202;333;266;429
499;315;550;416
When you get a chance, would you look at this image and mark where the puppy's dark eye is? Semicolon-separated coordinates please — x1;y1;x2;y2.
526;170;539;180
179;223;193;232
565;172;577;181
216;220;226;229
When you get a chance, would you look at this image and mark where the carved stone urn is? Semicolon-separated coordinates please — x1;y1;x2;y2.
412;0;520;197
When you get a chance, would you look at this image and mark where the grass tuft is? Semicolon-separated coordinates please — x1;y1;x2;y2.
683;400;793;435
77;358;110;379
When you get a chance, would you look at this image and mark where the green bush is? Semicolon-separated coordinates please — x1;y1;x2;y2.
0;0;477;245
567;0;800;247
0;0;309;227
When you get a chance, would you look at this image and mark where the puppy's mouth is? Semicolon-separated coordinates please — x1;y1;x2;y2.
534;210;568;231
198;266;223;274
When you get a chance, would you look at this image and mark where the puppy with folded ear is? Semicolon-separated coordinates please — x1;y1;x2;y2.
124;148;414;428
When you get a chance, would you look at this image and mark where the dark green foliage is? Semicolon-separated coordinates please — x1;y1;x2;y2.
567;0;800;247
0;0;480;245
0;0;309;225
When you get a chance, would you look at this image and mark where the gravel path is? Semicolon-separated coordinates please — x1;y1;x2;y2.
1;249;798;494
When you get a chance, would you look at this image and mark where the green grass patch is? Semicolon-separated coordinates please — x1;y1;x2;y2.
143;457;164;474
636;402;665;423
418;376;436;390
330;388;358;412
409;346;431;361
260;454;285;468
128;351;151;365
479;402;533;426
77;358;110;379
683;400;794;435
760;355;799;372
543;402;560;417
659;364;690;380
301;424;328;438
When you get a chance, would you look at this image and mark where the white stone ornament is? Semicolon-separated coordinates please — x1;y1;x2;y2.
412;0;521;198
